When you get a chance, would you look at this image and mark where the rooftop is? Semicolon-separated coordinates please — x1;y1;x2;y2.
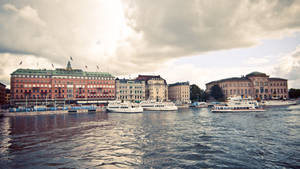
136;75;167;84
246;71;268;77
206;77;250;85
116;78;144;83
269;77;287;81
168;81;189;87
11;61;114;77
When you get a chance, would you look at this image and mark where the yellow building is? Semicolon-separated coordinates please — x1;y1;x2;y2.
168;82;190;104
136;75;168;101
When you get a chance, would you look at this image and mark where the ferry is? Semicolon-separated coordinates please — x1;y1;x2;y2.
140;101;178;111
107;101;143;113
211;96;264;113
260;100;298;107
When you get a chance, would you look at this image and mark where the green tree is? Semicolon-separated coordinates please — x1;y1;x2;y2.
190;84;209;102
289;88;300;99
210;84;225;101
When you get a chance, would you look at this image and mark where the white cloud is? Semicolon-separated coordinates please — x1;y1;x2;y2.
273;45;300;88
245;57;270;65
0;0;300;88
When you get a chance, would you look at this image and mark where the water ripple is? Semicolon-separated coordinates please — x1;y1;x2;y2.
0;107;300;168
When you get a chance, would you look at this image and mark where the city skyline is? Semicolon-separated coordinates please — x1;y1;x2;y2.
1;0;300;89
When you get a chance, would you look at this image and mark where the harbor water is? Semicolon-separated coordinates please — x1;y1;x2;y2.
1;105;300;168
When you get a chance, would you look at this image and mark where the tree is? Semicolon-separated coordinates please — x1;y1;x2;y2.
190;84;209;102
210;84;225;101
289;88;300;99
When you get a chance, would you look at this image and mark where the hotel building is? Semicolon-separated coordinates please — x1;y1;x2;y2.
115;78;146;102
136;75;168;101
206;72;288;100
10;61;115;105
168;82;190;104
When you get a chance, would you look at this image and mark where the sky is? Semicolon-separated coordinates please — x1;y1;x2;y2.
0;0;300;89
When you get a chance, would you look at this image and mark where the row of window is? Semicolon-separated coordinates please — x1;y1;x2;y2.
13;94;114;99
118;90;144;94
14;89;115;94
118;95;145;99
12;74;114;80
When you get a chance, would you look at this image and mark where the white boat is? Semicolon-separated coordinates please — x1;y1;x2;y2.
107;101;143;113
260;100;297;107
211;96;264;113
140;101;178;111
191;102;208;108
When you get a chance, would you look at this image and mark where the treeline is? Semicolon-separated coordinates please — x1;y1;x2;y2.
289;88;300;99
190;84;225;102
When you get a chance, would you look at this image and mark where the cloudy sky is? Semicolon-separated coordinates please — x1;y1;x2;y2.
1;0;300;89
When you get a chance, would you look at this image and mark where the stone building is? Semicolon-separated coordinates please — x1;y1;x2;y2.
0;82;6;105
168;82;190;104
10;61;115;105
115;78;145;102
206;72;288;100
5;89;10;105
136;75;168;101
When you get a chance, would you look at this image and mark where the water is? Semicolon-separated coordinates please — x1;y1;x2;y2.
1;106;300;169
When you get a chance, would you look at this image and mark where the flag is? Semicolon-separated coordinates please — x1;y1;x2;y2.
85;65;88;69
52;64;54;68
19;61;22;65
70;56;73;61
97;65;99;70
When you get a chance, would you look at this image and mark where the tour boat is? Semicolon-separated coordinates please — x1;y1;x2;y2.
107;101;143;113
140;101;178;111
260;100;298;107
211;96;264;113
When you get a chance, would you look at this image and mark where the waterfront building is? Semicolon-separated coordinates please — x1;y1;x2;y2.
5;89;10;105
136;75;168;101
115;78;146;102
0;82;6;105
206;72;288;100
168;82;190;104
10;61;115;106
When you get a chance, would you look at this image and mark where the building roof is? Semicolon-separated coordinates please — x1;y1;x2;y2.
11;68;114;77
136;75;167;84
168;81;189;87
0;82;6;87
116;78;144;84
246;71;268;77
206;77;250;85
11;61;114;77
269;77;287;81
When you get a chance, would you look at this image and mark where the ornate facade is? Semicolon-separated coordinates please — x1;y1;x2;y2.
206;72;288;100
115;79;145;102
136;75;168;101
10;62;115;105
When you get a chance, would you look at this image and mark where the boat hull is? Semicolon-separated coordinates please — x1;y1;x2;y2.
143;106;178;111
107;108;143;113
211;109;265;113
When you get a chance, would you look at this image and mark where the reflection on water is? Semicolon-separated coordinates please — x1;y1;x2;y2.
0;106;300;168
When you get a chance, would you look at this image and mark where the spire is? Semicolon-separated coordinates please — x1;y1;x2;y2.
66;61;72;70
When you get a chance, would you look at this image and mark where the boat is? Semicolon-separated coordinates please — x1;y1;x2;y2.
260;100;298;107
211;96;264;113
107;101;143;113
140;101;178;111
191;102;208;108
